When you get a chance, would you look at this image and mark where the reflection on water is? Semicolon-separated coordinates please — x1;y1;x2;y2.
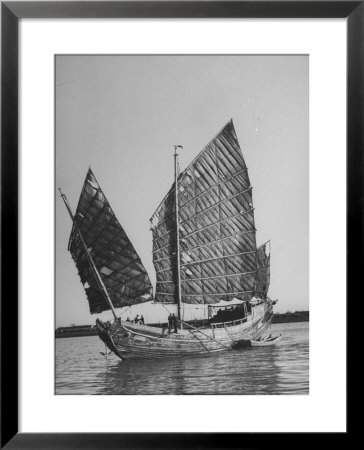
56;322;309;395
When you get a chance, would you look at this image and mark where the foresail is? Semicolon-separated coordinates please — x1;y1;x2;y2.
150;120;257;304
69;169;153;314
254;241;271;299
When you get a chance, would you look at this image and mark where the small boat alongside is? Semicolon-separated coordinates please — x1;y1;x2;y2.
251;334;281;346
231;334;281;349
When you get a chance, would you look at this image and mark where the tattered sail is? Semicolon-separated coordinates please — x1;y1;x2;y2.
150;120;257;304
254;241;271;299
69;169;153;314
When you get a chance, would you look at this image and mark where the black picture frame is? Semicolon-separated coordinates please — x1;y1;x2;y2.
1;1;357;448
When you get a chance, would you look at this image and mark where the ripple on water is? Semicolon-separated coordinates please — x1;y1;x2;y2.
55;322;309;395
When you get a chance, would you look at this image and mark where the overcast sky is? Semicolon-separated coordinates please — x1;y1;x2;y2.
56;55;308;327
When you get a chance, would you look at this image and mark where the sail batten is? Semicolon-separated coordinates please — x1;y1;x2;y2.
179;188;252;225
156;290;254;297
150;168;250;231
152;209;255;254
68;169;153;314
180;250;257;267
180;208;255;238
151;120;258;305
180;270;256;282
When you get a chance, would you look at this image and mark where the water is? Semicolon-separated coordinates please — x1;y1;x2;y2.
55;322;309;395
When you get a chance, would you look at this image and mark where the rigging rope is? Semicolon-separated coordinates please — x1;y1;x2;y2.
223;324;235;341
177;319;230;349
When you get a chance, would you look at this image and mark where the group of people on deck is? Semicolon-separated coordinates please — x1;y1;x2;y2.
168;313;178;333
126;315;144;325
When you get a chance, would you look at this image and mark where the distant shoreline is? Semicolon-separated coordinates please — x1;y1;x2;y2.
55;325;98;339
55;311;309;338
272;311;309;324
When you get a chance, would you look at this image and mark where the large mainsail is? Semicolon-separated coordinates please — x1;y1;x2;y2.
150;120;258;305
68;169;153;314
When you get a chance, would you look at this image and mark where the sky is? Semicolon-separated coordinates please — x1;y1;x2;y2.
55;55;308;327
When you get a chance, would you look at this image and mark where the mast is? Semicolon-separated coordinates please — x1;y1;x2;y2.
59;188;118;320
174;145;183;329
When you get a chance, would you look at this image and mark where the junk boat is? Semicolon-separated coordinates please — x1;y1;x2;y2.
60;120;278;359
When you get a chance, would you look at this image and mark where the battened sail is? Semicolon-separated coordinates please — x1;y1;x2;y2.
68;169;153;314
150;120;257;304
254;241;271;299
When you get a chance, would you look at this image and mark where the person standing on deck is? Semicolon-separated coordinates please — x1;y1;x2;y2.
168;313;173;333
172;313;178;333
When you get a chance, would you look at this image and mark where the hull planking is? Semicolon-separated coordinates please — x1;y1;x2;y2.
97;302;273;359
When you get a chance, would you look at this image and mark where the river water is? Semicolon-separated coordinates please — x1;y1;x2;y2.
55;322;308;395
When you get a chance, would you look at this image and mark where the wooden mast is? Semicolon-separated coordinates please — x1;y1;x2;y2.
59;188;118;320
174;145;183;329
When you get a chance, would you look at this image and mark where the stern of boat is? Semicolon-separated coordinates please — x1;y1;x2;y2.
253;299;276;339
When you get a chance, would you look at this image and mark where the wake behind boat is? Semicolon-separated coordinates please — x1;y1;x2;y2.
60;120;278;359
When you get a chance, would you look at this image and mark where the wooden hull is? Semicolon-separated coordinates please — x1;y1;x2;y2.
97;302;274;360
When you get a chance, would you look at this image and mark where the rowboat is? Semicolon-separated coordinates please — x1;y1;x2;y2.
231;334;281;350
251;334;282;346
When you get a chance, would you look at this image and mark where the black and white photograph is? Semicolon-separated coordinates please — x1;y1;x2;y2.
55;54;309;395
